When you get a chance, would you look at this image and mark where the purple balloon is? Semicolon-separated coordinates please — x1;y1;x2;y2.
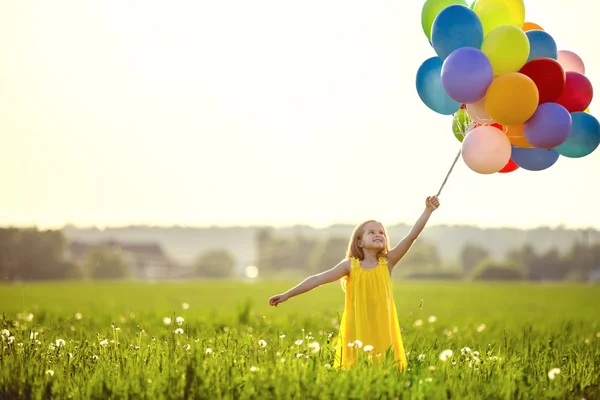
524;103;572;148
441;47;493;104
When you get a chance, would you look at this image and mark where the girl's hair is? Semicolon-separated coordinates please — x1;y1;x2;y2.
341;220;390;291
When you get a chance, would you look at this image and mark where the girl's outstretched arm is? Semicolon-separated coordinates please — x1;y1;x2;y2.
386;196;440;270
268;259;351;307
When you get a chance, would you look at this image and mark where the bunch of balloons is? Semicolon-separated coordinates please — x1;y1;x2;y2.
416;0;600;174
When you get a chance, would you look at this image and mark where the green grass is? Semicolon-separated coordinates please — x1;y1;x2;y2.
1;280;599;399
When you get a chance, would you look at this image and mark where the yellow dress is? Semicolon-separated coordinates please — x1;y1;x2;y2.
334;256;407;371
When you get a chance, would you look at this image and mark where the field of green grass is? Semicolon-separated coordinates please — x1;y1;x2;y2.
1;280;599;399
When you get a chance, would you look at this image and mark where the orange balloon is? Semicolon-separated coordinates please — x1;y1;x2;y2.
522;22;543;31
485;73;539;126
505;125;534;148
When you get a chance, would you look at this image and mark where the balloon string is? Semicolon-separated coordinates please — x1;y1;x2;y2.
436;147;462;197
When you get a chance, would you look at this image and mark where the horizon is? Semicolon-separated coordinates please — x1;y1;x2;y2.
1;1;598;230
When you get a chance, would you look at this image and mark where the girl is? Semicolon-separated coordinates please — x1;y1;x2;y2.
268;195;440;371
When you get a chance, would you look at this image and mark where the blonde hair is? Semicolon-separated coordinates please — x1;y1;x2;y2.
341;220;390;291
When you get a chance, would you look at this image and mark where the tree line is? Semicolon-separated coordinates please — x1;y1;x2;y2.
1;227;599;282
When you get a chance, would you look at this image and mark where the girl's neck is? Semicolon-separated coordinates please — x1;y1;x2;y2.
363;250;379;263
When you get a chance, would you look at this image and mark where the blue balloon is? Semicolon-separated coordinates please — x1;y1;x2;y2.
526;30;558;62
441;47;493;104
431;5;484;60
554;112;600;158
524;103;572;149
511;147;560;171
416;56;461;115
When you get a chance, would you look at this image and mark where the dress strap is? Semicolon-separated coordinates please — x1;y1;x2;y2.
350;257;359;271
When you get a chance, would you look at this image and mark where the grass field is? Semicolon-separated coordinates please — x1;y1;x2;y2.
1;280;599;399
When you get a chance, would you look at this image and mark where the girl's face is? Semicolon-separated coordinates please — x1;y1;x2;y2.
359;221;387;251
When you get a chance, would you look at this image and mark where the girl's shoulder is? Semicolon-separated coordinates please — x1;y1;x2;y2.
349;257;360;271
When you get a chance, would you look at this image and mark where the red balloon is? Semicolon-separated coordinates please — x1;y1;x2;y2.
556;72;594;112
472;122;504;131
460;104;467;109
519;58;566;104
498;158;519;173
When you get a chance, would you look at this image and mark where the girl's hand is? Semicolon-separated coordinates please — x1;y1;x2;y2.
425;195;440;212
269;293;289;307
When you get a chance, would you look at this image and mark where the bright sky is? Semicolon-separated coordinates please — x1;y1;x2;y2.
0;0;597;230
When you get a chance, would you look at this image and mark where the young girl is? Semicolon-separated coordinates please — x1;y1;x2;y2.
268;195;440;371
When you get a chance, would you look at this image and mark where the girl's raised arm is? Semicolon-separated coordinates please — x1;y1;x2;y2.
268;259;351;307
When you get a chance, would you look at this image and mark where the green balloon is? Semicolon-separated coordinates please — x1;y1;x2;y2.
421;0;469;41
452;109;472;142
470;1;477;10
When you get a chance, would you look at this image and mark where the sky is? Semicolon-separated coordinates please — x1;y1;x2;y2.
0;0;598;230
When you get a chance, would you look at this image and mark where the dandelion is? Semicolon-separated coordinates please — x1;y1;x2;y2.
45;370;54;376
363;345;374;352
453;326;458;333
30;332;38;340
439;349;453;361
417;354;426;362
99;339;108;346
205;348;213;354
596;332;600;338
348;342;355;348
295;339;303;346
460;347;471;355
1;329;10;337
473;351;480;357
279;334;286;339
48;343;55;350
183;344;191;351
428;365;436;372
92;355;98;360
324;363;331;369
425;377;433;383
182;302;190;310
258;339;267;348
548;368;560;380
443;329;453;337
174;328;184;335
308;341;321;353
74;313;83;320
489;356;498;361
250;366;259;372
584;338;590;344
428;316;437;323
163;317;172;325
280;357;286;363
414;319;423;327
176;317;184;326
296;353;304;358
477;324;486;333
56;339;66;348
354;340;363;348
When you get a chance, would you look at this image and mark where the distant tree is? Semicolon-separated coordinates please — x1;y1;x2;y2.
83;246;130;280
459;243;490;275
528;247;567;281
471;259;525;281
310;237;348;273
399;239;442;270
194;249;236;278
506;243;538;275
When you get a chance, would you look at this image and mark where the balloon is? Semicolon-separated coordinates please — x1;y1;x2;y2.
557;50;585;74
555;72;594;112
461;125;512;174
485;73;539;126
523;103;572;148
452;109;472;142
431;5;484;60
522;22;543;32
466;97;492;124
511;147;560;171
474;0;526;37
481;25;529;75
498;158;519;173
585;108;590;113
519;58;566;104
526;30;557;62
441;47;493;103
505;125;534;148
554;112;600;158
421;0;469;41
416;57;462;115
470;1;476;10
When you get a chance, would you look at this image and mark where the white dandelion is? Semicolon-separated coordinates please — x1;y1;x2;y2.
182;302;190;310
279;334;286;339
460;347;472;355
45;370;54;376
30;332;38;340
163;317;172;325
439;349;453;361
548;368;561;380
99;339;108;346
56;339;66;348
183;344;191;351
176;317;184;326
354;340;363;348
295;339;303;346
205;348;213;354
476;324;486;333
417;354;426;362
258;339;267;348
92;355;99;360
413;319;423;327
250;366;259;372
308;341;321;353
1;329;9;337
428;316;437;323
74;313;83;320
363;345;374;352
174;328;184;335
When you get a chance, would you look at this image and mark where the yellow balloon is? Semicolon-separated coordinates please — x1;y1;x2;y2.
481;26;529;75
485;73;539;126
474;0;526;37
585;108;590;113
505;125;534;148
